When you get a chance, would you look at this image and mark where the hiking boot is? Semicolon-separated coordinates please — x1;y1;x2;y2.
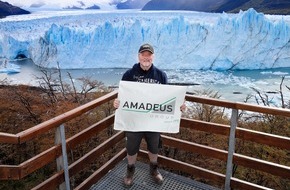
124;164;135;187
150;162;164;184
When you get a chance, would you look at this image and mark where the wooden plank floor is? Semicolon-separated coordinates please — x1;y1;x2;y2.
90;159;220;190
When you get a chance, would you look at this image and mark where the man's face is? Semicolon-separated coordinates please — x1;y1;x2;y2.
138;51;154;71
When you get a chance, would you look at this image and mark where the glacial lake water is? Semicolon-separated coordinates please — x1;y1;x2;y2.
0;59;289;106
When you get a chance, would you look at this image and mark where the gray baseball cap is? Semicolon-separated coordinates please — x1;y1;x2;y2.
138;43;154;54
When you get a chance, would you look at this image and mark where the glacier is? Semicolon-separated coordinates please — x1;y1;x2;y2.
0;8;290;70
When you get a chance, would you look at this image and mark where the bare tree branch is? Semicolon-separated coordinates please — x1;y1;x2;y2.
279;76;285;108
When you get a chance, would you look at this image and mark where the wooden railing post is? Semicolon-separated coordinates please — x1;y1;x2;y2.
225;109;238;190
55;125;71;190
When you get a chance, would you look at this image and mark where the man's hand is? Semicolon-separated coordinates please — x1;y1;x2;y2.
180;102;186;112
113;99;120;109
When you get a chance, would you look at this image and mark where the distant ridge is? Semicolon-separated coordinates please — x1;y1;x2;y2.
142;0;290;15
0;1;30;18
224;0;290;15
2;0;289;15
117;0;150;9
142;0;223;12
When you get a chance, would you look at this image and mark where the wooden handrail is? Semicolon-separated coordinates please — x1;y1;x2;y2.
68;131;125;177
66;115;115;150
0;91;289;190
181;118;290;150
16;90;118;143
139;150;226;184
0;132;18;144
0;114;116;180
161;135;228;161
230;178;273;190
161;134;290;179
185;94;290;117
0;165;19;180
235;127;290;150
233;154;290;179
74;149;127;190
31;132;126;190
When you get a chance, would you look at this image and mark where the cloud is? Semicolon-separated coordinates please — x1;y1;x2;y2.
4;0;117;9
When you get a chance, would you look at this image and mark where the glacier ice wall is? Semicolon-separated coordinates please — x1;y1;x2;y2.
0;9;290;70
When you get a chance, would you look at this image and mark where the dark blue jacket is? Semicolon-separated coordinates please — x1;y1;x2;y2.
122;63;168;84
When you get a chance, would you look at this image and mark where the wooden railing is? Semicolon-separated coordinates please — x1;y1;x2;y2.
0;90;289;190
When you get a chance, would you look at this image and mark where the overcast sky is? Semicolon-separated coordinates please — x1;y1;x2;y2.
4;0;115;9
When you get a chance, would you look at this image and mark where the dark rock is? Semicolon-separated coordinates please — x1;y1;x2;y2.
117;0;150;9
0;1;30;18
86;5;101;10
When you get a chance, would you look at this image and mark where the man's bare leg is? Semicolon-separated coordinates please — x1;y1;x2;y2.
148;151;158;163
124;154;137;187
127;154;137;165
148;151;163;184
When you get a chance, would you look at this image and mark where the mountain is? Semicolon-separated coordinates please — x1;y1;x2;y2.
142;0;290;15
142;0;226;12
3;0;290;15
220;0;290;15
116;0;151;9
0;1;30;18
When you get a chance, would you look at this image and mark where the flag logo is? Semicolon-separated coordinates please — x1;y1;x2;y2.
121;97;176;115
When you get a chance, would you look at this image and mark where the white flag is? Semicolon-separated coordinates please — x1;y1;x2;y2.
114;81;187;133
